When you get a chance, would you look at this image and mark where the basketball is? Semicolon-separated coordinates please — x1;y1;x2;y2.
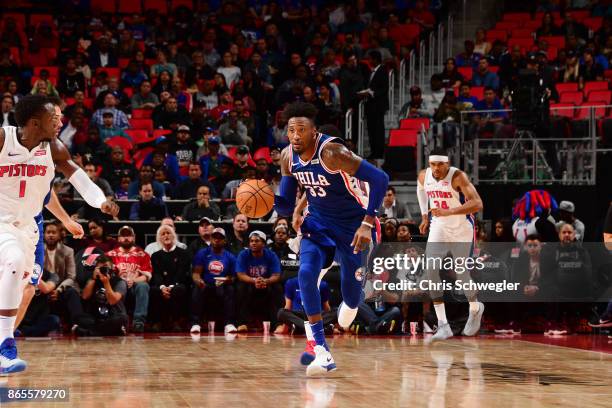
236;179;275;218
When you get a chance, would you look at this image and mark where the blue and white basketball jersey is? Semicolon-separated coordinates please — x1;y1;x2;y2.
290;133;370;227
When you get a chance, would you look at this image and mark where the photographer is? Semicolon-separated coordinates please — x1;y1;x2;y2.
68;255;128;336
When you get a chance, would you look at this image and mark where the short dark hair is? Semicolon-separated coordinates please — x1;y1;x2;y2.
95;254;113;266
525;234;541;242
140;182;153;190
429;147;448;156
369;50;382;63
484;86;495;93
387;186;396;194
45;219;62;230
282;101;318;122
102;112;114;118
14;94;54;127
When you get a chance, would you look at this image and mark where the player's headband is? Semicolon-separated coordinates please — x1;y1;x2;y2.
429;155;449;162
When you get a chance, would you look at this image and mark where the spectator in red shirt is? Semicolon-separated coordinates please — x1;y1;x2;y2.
106;225;152;333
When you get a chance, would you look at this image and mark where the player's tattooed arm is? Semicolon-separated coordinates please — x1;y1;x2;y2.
449;170;483;215
320;142;361;175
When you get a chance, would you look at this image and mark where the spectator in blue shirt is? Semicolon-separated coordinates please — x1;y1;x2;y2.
190;227;237;335
457;83;479;110
455;40;483;69
471;59;500;90
121;60;149;89
129;182;168;220
91;93;130;128
275;277;336;335
235;230;283;332
127;165;166;199
472;86;507;138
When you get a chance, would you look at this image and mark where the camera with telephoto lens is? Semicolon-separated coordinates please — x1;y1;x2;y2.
99;266;110;276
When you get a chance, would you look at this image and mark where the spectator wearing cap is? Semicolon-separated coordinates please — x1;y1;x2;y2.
472;59;500;90
556;201;585;242
128;165;166;199
382;218;399;242
175;162;218;200
219;110;251;147
180;185;221;221
209;91;234;122
92;93;130;129
378;186;410;221
268;225;299;275
143;142;181;186
98;111;132;143
149;224;191;332
131;80;160;110
199;136;231;181
196;126;228;158
144;218;188;256
235;230;283;332
153;96;191;131
106;226;153;333
188;217;214;259
191;227;237;334
455;40;483;69
227;214;249;255
171;125;199;176
102;146;138;191
234;145;257;179
129;182;169;221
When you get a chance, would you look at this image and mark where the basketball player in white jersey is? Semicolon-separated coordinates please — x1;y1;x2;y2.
416;148;484;341
0;95;118;375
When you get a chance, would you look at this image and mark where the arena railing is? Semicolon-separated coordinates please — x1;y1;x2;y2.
345;107;353;142
357;100;366;157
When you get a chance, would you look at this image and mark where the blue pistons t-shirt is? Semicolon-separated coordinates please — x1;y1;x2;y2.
236;248;281;279
193;247;236;285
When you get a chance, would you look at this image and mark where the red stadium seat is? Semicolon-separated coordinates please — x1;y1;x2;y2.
144;0;168;14
470;86;485;100
83;98;94;110
570;10;590;20
118;58;130;69
550;103;575;118
253;147;271;163
29;14;54;28
489;66;499;73
105;137;133;163
534;11;561;22
123;87;134;98
539;36;565;49
118;1;142;14
486;29;507;43
555;83;578;95
503;13;531;22
495;21;517;31
583;17;603;31
33;66;59;78
583;81;609;96
458;66;473;82
575;103;606;120
510;28;533;38
172;0;194;10
152;129;172;139
522;20;541;30
389;24;420;47
586;90;611;104
3;13;26;27
129;118;154;131
125;129;153;145
226;146;238;162
604;70;612;82
132;109;153;119
9;47;21;65
133;147;154;169
559;91;583;105
96;67;121;79
389;129;418;147
399;118;430;130
91;0;116;13
507;37;534;51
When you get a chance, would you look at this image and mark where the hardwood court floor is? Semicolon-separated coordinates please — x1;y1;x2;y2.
2;334;611;407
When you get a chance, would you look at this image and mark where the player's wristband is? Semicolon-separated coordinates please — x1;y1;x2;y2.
361;221;374;229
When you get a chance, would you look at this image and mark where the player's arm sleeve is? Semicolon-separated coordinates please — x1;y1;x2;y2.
354;160;389;217
273;175;298;217
68;168;107;208
417;181;428;216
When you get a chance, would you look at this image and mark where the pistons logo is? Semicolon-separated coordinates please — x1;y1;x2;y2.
208;260;224;275
354;267;365;282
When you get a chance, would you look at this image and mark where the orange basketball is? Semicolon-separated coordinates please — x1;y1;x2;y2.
236;179;275;219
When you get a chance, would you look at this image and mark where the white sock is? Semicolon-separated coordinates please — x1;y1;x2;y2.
304;321;314;341
338;302;358;329
0;315;16;342
434;303;448;325
469;302;480;313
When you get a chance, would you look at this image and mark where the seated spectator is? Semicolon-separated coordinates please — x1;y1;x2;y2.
58;57;86;97
171;125;199;176
75;163;114;201
560;12;588;42
153;96;191;131
578;49;604;88
175;162;217;200
219;109;251;146
106;226;152;333
180;185;221;221
102;146;137;190
144;218;188;256
67;255;128;336
209;91;235;122
457;83;479;111
114;175;131;200
195;80;218;109
556;201;586;242
399;86;431;118
473;28;491;56
79;218;117;252
58;113;87;151
268;225;299;275
88;36;118;69
536;12;561;38
43;221;78;292
92;93;130;129
433;92;461;124
560;50;580;83
382;218;398;242
472;86;507;137
235;231;283;332
16;269;61;337
63;90;92;120
145;145;180;185
129;182;169;221
233;98;255;137
121;60;149;89
472;59;500;90
396;223;412;242
317;83;342;126
222;165;256;201
276;277;333;335
199;136;231;181
190;227;238;334
95;80;131;113
491;218;515;242
98;112;132;142
210;158;236;198
149;225;190;332
31;71;60;97
185;51;215;88
188;217;213;259
152;70;173;96
227;214;249;254
234;145;257;179
422;75;446;115
439;58;464;89
127;165;166;199
378;186;411;220
131;80;160;110
150;50;178;78
217;51;242;88
455;40;482;69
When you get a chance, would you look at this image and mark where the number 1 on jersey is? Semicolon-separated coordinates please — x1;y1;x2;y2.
19;180;26;198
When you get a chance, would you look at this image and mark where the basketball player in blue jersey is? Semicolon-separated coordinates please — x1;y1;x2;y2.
417;148;484;342
274;102;389;376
